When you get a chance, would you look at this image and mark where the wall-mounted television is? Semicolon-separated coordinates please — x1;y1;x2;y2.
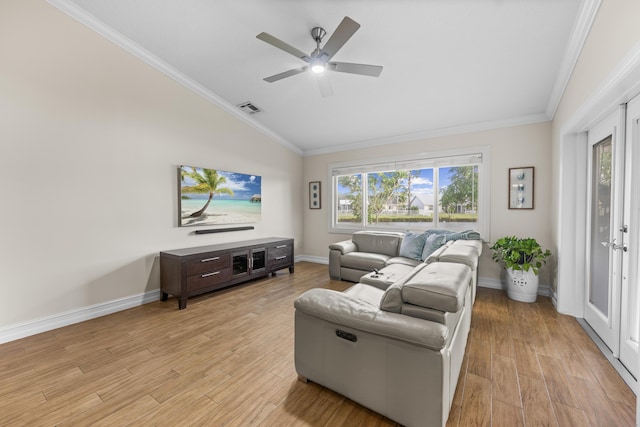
179;165;261;227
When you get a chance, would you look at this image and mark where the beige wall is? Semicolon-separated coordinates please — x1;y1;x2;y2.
0;0;302;328
551;0;640;298
302;121;554;286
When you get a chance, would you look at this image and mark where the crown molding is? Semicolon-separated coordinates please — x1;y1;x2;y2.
563;38;640;134
545;0;602;119
303;113;550;157
46;0;303;156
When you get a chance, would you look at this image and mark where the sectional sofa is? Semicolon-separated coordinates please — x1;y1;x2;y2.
329;230;482;301
294;230;483;427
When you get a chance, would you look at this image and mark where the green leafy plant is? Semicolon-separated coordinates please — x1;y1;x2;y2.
490;236;551;275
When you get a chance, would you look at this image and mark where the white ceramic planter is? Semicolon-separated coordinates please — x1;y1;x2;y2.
505;267;539;303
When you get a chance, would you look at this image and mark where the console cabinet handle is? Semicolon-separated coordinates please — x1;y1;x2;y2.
275;245;287;249
201;257;220;262
275;256;287;260
201;271;220;278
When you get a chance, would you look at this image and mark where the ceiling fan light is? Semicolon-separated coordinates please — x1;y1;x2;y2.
311;64;325;74
311;59;326;74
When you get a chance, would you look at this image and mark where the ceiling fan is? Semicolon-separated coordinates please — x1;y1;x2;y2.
256;16;383;97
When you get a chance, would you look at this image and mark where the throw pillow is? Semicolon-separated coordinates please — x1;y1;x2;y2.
398;231;426;260
421;233;446;261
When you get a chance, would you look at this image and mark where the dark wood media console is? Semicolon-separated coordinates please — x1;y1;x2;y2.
160;237;294;309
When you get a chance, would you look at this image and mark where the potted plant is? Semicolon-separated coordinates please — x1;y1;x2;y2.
490;236;552;302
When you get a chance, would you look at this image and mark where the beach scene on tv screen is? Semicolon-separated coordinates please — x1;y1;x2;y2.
180;166;261;226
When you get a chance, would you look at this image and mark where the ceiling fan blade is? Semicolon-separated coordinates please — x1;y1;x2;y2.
316;74;333;98
328;62;383;77
264;66;308;83
320;16;360;61
257;32;311;63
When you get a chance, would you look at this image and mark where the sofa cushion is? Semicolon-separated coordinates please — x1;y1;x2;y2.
438;243;481;270
352;231;403;257
402;263;471;312
386;256;422;267
379;263;428;312
398;231;426;260
421;233;447;261
344;283;386;307
379;282;403;312
423;241;453;264
341;252;390;271
451;239;483;255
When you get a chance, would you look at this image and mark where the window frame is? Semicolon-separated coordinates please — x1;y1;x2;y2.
328;147;491;239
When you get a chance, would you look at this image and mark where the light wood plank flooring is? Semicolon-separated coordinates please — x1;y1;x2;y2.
0;262;635;426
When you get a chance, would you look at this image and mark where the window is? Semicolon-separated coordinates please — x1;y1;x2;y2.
330;148;490;238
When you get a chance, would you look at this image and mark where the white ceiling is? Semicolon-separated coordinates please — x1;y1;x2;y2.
54;0;593;156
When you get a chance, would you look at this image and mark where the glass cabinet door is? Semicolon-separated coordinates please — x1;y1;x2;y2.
232;252;249;276
252;249;266;272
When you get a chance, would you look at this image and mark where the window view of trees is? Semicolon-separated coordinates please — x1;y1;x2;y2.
439;166;478;221
337;174;362;224
335;165;478;230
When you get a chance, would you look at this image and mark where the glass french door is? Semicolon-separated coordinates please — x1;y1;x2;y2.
585;101;638;380
585;110;624;356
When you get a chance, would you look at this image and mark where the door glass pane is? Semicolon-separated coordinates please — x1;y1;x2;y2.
590;136;612;316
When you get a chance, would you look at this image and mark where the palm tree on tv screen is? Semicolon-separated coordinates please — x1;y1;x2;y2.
182;168;234;218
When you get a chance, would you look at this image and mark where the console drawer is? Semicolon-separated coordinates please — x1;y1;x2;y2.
187;253;230;276
187;268;232;290
269;243;293;270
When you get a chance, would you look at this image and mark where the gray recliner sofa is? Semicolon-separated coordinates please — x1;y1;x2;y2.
294;230;483;427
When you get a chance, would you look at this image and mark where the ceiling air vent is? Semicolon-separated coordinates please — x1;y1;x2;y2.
238;102;263;114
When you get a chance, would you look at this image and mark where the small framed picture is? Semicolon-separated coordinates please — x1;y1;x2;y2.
509;167;534;209
309;181;321;209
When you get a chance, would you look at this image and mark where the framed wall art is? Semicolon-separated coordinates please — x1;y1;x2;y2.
309;181;321;209
509;166;534;209
179;165;261;226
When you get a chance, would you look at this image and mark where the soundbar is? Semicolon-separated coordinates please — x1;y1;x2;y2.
194;226;254;234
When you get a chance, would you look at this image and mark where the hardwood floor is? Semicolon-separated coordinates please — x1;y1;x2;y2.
0;262;635;426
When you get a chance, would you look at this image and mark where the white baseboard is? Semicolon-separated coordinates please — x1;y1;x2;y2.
477;276;550;297
477;276;503;290
295;255;328;264
0;290;160;345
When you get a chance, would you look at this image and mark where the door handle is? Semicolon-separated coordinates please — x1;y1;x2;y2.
601;238;615;247
614;243;628;252
601;239;628;252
